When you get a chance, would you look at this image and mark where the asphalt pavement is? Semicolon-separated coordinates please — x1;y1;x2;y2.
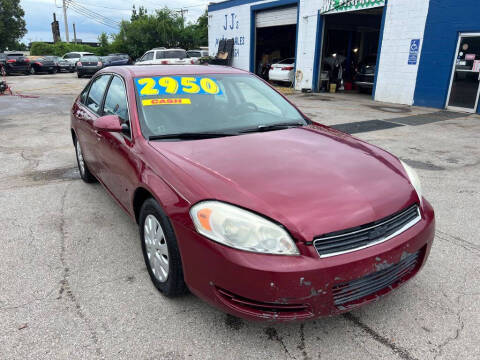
0;73;478;359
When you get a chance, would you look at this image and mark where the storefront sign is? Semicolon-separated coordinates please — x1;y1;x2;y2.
321;0;385;14
408;39;421;65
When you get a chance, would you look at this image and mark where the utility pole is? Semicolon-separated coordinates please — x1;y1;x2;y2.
62;0;69;42
73;23;77;44
176;8;188;29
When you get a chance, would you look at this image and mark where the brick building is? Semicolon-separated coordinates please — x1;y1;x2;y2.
208;0;480;114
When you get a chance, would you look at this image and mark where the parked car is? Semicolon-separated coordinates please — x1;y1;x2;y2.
135;48;194;65
187;49;209;64
101;54;132;67
70;65;435;321
76;56;103;78
0;53;31;75
354;55;377;93
27;56;57;74
45;56;75;73
62;52;95;65
268;58;295;83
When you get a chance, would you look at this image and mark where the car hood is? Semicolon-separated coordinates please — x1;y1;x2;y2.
149;125;417;242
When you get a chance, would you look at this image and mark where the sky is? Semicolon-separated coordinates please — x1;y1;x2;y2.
20;0;210;44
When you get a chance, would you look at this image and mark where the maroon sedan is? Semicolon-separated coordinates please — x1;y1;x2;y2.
70;65;435;321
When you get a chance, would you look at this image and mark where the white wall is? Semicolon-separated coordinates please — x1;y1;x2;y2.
295;0;323;90
374;0;430;105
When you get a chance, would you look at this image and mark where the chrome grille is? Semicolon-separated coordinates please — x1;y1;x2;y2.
332;250;420;306
313;205;420;258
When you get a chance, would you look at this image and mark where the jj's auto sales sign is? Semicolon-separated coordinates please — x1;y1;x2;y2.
321;0;385;14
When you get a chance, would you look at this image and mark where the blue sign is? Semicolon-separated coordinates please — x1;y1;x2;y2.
408;39;421;65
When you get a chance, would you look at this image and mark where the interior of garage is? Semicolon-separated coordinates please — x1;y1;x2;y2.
253;6;297;80
318;7;383;93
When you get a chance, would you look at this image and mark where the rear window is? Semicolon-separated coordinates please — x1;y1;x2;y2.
187;51;201;57
277;58;295;64
7;54;24;59
64;53;80;59
82;56;100;62
162;50;186;59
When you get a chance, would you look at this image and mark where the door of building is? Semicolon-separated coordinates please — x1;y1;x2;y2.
447;34;480;113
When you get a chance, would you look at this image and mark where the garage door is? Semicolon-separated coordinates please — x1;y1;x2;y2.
255;6;297;28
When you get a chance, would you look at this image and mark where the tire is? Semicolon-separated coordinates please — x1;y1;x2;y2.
74;138;97;183
139;198;187;297
77;72;82;78
49;69;57;74
69;69;75;73
29;66;35;75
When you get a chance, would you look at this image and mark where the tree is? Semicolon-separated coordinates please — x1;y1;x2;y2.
0;0;27;51
111;6;208;59
97;32;110;55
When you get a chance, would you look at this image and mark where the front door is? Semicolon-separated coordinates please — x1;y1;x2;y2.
447;34;480;113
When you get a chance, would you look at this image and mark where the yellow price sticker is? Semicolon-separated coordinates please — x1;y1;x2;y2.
142;98;192;106
136;76;222;96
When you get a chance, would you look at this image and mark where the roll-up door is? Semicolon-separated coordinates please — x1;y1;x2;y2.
255;6;297;28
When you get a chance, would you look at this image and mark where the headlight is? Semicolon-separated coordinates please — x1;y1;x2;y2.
400;161;423;205
190;201;299;255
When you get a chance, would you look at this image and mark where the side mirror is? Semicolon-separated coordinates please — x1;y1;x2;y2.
93;115;122;132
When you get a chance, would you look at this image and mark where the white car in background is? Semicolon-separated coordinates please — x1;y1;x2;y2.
268;58;295;84
62;52;95;64
187;49;209;64
135;48;194;65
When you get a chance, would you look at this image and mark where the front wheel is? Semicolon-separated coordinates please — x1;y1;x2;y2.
74;138;96;183
139;199;187;297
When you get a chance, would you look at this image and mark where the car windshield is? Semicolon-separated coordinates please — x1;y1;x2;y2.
82;56;100;62
135;73;307;139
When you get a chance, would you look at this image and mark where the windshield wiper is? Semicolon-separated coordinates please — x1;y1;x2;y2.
239;122;305;134
149;132;237;140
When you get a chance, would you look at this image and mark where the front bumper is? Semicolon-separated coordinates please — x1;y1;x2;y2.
175;200;435;321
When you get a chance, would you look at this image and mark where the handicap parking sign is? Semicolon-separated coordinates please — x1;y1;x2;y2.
408;39;421;65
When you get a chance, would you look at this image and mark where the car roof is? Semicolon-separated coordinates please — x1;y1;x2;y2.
101;65;248;78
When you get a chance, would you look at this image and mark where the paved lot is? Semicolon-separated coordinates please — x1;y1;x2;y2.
1;73;479;360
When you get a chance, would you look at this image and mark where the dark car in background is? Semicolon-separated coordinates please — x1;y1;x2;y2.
103;54;132;67
76;56;103;78
354;55;377;93
27;56;57;74
0;53;31;75
45;56;75;73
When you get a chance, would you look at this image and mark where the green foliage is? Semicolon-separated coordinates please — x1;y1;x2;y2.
97;32;110;56
30;42;101;56
111;7;208;60
0;0;27;51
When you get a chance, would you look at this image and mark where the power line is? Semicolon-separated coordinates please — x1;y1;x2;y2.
65;0;120;29
67;1;120;26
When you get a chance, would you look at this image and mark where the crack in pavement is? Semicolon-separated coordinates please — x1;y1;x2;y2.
265;327;296;359
343;313;417;360
57;183;103;357
435;230;480;258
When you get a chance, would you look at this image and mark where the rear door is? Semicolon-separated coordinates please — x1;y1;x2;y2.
95;75;137;208
73;74;112;175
